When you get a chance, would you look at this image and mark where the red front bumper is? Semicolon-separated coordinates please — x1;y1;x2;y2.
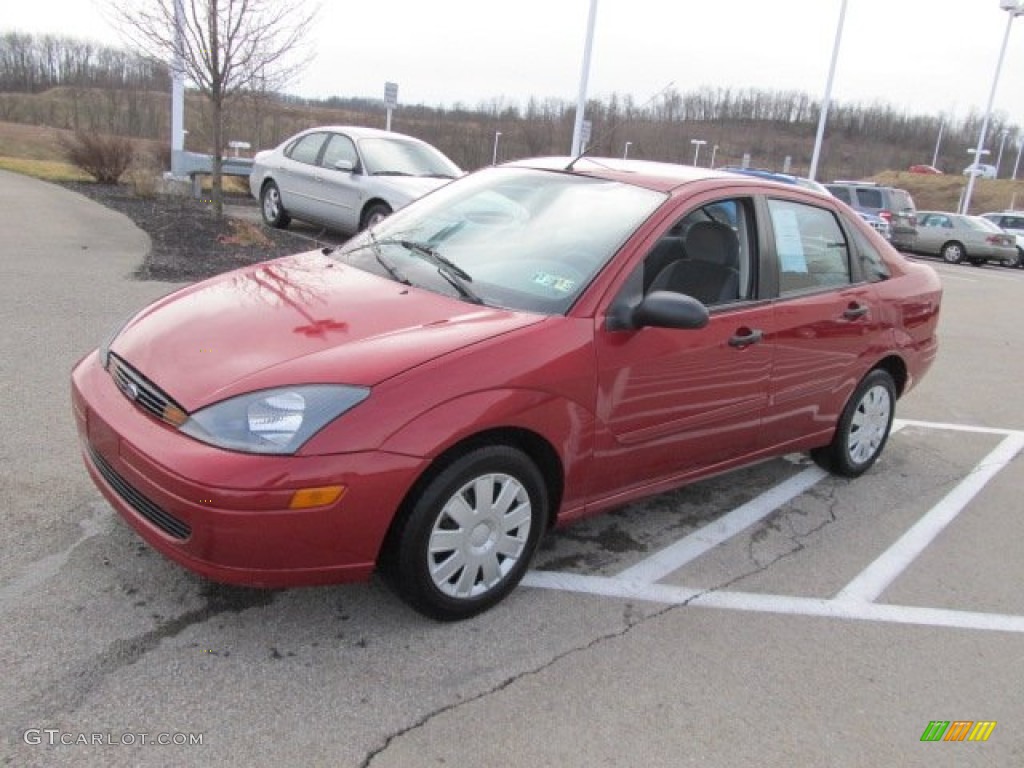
71;351;426;587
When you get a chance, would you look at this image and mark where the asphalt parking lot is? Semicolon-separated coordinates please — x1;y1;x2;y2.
2;169;1023;767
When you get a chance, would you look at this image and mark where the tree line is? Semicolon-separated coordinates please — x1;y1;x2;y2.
1;30;1021;182
0;31;169;93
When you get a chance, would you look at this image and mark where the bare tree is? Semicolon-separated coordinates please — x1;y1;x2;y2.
108;0;318;216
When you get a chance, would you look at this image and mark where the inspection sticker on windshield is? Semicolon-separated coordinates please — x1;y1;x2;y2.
532;272;576;293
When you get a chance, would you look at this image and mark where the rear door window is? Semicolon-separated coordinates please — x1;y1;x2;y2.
854;188;883;209
768;199;852;294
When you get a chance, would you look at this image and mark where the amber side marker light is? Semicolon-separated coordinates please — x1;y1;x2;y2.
289;486;346;509
163;404;189;427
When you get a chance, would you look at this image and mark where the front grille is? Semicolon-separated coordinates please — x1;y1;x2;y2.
88;445;192;540
107;353;187;426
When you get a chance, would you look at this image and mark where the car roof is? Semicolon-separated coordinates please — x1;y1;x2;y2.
293;125;428;143
505;156;812;195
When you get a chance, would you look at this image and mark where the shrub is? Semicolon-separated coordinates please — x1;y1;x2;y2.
59;130;134;184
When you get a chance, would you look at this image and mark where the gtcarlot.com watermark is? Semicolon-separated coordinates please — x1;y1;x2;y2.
23;729;203;746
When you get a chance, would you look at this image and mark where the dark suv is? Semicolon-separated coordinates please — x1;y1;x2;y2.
825;182;918;250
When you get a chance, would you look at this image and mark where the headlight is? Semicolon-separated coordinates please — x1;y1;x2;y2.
180;385;369;455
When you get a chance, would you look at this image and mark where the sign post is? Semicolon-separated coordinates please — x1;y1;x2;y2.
384;82;399;131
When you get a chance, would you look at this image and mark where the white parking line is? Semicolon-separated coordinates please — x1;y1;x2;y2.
837;431;1024;602
522;572;1024;633
525;420;1024;633
615;466;828;584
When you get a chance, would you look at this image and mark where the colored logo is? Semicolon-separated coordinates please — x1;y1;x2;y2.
920;721;996;742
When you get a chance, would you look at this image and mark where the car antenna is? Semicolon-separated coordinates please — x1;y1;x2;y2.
565;81;676;172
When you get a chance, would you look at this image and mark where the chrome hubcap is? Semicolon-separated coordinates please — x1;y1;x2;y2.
428;473;532;599
847;385;891;465
263;189;279;219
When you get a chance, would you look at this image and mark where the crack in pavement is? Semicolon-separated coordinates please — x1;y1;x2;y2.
359;598;691;767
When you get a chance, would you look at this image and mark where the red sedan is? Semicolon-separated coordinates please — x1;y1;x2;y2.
72;158;942;620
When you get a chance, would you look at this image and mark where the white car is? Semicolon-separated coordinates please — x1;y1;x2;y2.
980;210;1024;267
962;163;997;179
250;126;462;234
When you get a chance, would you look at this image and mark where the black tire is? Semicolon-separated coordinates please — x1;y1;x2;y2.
940;241;964;264
360;202;392;230
384;445;548;621
1017;248;1024;268
260;181;290;229
812;369;896;478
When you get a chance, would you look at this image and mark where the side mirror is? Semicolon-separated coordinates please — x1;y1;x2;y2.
333;159;355;172
610;291;710;331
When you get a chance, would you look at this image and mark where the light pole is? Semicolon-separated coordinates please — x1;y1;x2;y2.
1013;138;1023;180
931;115;946;168
623;141;632;159
710;144;719;169
571;0;599;157
691;139;707;166
492;131;502;165
960;0;1024;214
808;0;849;181
994;129;1010;177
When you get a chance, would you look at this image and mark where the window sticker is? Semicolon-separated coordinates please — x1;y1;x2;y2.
532;272;576;293
771;207;808;273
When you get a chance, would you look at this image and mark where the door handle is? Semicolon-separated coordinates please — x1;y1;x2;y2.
843;304;869;319
728;328;763;348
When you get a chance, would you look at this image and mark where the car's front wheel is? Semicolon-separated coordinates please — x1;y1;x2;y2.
260;181;291;229
385;445;548;621
940;241;964;264
812;369;896;478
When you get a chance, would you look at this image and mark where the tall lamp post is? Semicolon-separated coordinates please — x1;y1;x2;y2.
1013;138;1024;180
710;144;719;169
492;131;502;165
960;0;1024;214
691;139;707;166
994;129;1011;177
570;0;599;157
808;0;849;181
623;141;632;159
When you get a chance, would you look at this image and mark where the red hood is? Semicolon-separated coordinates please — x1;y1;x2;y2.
111;251;544;410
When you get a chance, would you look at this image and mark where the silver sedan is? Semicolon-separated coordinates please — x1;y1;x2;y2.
911;211;1018;266
250;126;461;234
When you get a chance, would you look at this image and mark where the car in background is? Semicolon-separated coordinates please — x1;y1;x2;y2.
856;211;892;241
912;210;1017;266
720;167;831;195
908;164;943;174
979;210;1024;268
963;163;997;179
72;158;942;620
250;126;462;234
824;181;917;250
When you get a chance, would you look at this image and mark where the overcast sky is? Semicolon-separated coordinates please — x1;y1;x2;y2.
6;1;1024;133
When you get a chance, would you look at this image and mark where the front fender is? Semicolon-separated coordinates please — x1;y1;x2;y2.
380;388;594;518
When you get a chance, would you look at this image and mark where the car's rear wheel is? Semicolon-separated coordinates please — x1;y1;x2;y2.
260;181;290;229
940;241;964;264
812;369;896;478
385;445;547;621
360;202;392;230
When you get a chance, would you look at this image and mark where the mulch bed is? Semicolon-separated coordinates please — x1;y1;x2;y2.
60;181;318;282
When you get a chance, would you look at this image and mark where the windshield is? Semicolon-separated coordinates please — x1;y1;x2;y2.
358;137;461;178
335;167;666;314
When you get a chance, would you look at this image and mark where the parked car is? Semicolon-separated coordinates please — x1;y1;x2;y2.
856;211;892;241
912;211;1018;265
73;158;942;620
979;210;1024;267
908;164;943;174
963;163;997;179
824;181;918;250
249;126;462;234
721;167;831;195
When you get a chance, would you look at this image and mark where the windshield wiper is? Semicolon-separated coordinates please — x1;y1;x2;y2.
371;170;413;177
397;240;482;304
367;232;412;286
